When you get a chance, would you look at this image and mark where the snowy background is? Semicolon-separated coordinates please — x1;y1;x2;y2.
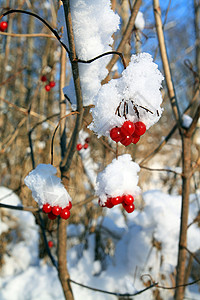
1;185;200;300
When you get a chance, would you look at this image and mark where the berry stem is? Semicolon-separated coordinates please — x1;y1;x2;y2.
116;142;119;159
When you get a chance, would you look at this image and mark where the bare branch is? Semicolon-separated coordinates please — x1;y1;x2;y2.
153;0;182;126
102;0;142;83
0;9;70;55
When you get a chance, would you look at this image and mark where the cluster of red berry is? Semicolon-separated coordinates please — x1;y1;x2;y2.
42;201;72;220
41;75;56;92
99;194;135;213
76;137;90;151
110;121;146;146
0;21;8;32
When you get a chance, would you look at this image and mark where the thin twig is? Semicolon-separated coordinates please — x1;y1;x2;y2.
0;203;39;212
78;51;127;70
1;117;27;153
0;9;70;55
51;111;79;165
181;245;200;265
102;0;142;83
140;165;182;176
0;67;26;86
187;103;200;137
153;0;182;126
139;124;177;165
190;156;200;177
156;277;200;290
69;279;157;297
0;96;56;125
0;31;56;38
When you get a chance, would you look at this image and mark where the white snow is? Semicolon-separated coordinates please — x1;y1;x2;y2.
1;187;200;300
135;11;145;31
89;52;164;137
96;154;141;205
57;0;120;107
182;114;193;128
24;164;71;209
77;130;98;187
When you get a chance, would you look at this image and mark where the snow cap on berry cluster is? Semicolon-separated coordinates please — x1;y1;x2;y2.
96;154;141;205
24;164;71;209
57;0;120;107
89;52;164;137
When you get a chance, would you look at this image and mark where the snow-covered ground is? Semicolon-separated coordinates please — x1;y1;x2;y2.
1;186;200;300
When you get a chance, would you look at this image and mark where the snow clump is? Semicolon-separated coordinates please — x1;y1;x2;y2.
24;164;71;209
57;0;120;107
89;52;164;138
135;11;145;30
96;154;141;205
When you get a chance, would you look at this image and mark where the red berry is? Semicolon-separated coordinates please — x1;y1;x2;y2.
45;84;51;92
85;137;90;143
65;201;72;210
105;198;114;208
132;134;140;144
123;203;135;213
52;206;62;216
49;81;56;88
60;208;71;220
110;127;122;143
121;121;135;136
41;75;47;82
48;241;53;248
134;122;146;136
48;211;57;220
111;196;123;206
83;143;88;149
123;194;134;205
98;199;106;207
42;203;52;213
0;21;8;32
120;135;133;146
76;143;82;151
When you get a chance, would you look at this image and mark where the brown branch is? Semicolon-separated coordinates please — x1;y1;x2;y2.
60;1;84;175
102;0;142;83
0;31;56;38
57;1;84;299
153;0;182;127
153;3;194;299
